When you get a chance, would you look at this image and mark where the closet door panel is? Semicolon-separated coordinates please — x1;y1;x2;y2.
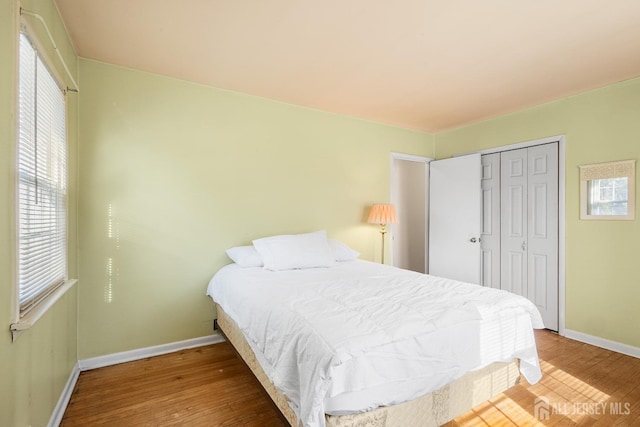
527;144;559;330
481;154;500;288
500;149;528;297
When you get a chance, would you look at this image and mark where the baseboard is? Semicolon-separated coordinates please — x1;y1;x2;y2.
564;329;640;359
48;361;81;427
49;334;224;426
78;333;225;371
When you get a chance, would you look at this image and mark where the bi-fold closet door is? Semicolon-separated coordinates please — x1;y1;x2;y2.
481;143;558;330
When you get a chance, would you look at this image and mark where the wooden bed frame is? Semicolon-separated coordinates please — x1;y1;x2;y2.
215;304;521;426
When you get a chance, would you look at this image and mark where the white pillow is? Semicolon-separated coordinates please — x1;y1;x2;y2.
328;239;360;262
225;245;264;268
253;231;335;271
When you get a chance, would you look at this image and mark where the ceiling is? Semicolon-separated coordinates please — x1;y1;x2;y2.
54;0;640;132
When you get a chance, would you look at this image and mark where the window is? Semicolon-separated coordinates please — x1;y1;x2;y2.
17;32;68;317
587;177;628;216
580;160;635;220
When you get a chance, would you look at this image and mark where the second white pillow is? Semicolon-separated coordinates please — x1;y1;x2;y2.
253;230;335;271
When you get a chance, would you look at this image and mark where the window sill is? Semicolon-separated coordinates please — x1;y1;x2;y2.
10;279;78;342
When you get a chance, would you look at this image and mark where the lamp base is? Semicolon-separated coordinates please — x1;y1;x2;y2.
380;227;387;264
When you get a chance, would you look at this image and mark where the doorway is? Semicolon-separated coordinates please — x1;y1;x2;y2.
390;153;431;273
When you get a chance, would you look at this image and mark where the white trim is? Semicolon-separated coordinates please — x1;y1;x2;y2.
390;152;433;163
19;8;80;92
10;279;78;341
47;362;81;427
564;329;640;359
19;17;67;94
557;138;566;336
477;135;564;155
11;1;20;333
78;333;225;371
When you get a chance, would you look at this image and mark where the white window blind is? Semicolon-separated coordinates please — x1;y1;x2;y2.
17;32;68;316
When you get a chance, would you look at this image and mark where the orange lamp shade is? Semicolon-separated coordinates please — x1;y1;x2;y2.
367;204;398;225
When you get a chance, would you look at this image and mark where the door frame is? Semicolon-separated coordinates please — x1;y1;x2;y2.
477;135;566;336
390;152;432;270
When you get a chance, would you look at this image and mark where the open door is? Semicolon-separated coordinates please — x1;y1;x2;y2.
429;154;482;284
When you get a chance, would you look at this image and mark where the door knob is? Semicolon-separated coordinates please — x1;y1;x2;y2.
470;237;478;243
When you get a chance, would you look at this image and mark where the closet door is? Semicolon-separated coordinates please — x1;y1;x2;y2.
500;144;558;330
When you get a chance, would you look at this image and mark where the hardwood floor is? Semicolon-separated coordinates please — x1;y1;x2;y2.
61;343;287;426
445;330;640;426
62;330;640;426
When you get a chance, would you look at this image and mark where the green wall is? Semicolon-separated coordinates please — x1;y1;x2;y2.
0;0;79;426
5;2;639;422
435;77;640;348
78;59;433;359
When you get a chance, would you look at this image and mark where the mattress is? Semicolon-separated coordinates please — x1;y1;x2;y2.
217;304;521;427
207;260;543;427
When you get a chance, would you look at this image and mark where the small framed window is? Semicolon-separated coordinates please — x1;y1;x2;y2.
580;160;635;220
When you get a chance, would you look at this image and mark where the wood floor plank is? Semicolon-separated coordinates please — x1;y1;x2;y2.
471;400;519;426
62;330;640;426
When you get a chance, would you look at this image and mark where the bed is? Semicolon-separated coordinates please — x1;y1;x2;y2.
207;233;544;427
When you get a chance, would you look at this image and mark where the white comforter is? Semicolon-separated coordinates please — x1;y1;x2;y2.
207;261;544;427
